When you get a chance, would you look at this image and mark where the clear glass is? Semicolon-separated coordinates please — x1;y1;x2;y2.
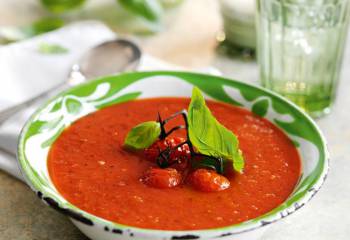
256;0;350;117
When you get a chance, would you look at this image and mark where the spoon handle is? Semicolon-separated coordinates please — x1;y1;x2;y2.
0;66;85;125
0;82;67;125
0;69;84;180
0;71;83;181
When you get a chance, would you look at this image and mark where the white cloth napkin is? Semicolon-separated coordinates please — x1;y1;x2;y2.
0;21;219;180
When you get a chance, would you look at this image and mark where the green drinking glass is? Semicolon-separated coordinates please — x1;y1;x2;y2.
256;0;350;117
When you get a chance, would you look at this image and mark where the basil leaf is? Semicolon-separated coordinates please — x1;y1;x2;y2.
28;17;65;35
41;0;86;13
0;18;64;44
233;149;244;173
188;87;244;172
38;43;69;54
118;0;163;22
124;121;161;150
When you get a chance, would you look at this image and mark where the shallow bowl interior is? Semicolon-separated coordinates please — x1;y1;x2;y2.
17;71;328;239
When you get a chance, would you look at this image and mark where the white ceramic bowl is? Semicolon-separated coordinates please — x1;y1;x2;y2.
17;71;329;240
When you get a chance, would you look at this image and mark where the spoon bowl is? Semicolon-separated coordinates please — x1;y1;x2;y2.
78;39;141;80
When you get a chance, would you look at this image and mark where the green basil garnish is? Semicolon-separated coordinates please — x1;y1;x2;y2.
188;87;244;172
118;0;163;22
124;121;161;150
123;87;244;173
38;43;69;54
0;18;64;44
41;0;87;13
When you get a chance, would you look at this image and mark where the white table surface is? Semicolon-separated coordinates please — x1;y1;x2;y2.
0;0;349;239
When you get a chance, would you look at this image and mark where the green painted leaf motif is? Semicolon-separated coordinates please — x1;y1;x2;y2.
252;99;269;117
188;87;244;172
49;99;63;113
172;72;243;106
93;92;142;109
124;121;161;150
38;116;63;132
65;97;82;115
41;126;65;148
27;164;49;188
26;120;51;138
291;139;300;148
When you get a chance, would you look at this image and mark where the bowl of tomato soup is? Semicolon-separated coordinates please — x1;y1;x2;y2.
17;71;329;240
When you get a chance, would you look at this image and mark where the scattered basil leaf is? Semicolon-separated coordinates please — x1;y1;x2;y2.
160;0;184;8
0;27;29;44
188;87;244;173
41;0;87;13
124;121;161;150
28;17;65;35
118;0;163;22
0;18;64;44
38;42;69;54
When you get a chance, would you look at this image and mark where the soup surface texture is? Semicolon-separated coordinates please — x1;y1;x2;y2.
48;98;301;230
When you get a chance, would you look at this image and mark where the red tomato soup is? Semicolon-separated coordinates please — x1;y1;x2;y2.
48;98;301;230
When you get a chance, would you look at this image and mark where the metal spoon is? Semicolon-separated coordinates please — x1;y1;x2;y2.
0;39;142;125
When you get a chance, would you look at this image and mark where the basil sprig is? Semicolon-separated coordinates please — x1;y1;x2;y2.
123;87;245;173
188;87;244;172
124;121;161;150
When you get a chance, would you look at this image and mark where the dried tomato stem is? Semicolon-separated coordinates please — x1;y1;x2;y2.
192;153;224;174
156;111;224;174
163;110;188;124
165;125;186;137
157;112;167;140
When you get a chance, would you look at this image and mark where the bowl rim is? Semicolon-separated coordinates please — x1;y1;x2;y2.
17;71;329;238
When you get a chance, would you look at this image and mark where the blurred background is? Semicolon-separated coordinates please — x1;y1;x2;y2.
0;0;256;75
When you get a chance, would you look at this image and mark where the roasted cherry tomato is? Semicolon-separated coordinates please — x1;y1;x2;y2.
189;169;230;192
141;167;182;189
144;137;191;168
